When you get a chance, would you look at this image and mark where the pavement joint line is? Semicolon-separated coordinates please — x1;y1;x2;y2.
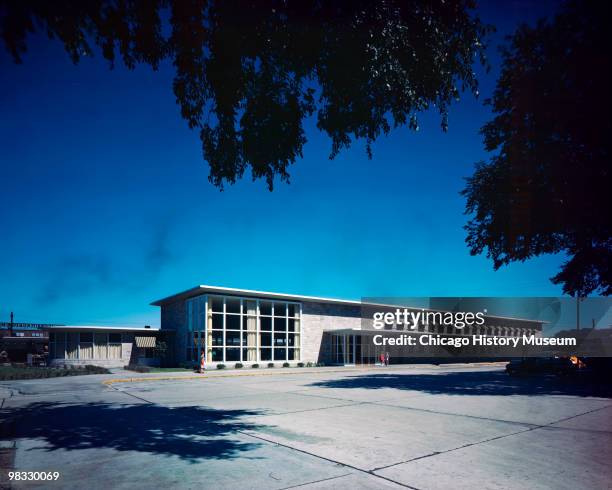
103;383;418;490
277;472;355;490
285;391;544;429
238;429;421;490
371;426;537;472
252;401;367;417
373;400;543;428
543;401;612;426
371;401;612;472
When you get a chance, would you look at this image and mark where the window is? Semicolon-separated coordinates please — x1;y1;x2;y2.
274;347;286;361
211;347;223;361
274;317;286;332
288;303;299;317
273;303;286;317
226;348;240;361
210;296;224;312
260;301;272;316
260;317;272;331
274;333;286;346
211;331;223;346
49;331;66;359
260;332;272;346
79;332;93;359
226;298;241;314
226;330;241;346
260;348;272;361
226;314;240;330
202;295;301;363
66;333;79;359
94;333;107;359
211;314;224;330
108;333;122;360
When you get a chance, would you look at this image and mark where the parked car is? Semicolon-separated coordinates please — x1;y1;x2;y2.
506;357;577;376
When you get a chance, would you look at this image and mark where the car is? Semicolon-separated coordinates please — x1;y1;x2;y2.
506;357;577;376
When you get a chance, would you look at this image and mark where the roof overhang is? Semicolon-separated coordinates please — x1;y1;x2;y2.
151;285;363;307
150;285;546;325
45;325;160;332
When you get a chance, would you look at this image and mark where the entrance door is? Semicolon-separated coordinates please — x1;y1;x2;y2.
341;335;356;365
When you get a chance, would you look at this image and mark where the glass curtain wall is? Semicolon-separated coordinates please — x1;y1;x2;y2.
186;295;207;361
201;295;300;363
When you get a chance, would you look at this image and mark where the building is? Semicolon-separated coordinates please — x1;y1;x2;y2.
0;322;53;363
0;322;52;339
46;325;160;368
152;285;545;367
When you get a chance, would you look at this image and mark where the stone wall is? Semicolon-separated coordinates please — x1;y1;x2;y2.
301;301;362;363
161;300;187;363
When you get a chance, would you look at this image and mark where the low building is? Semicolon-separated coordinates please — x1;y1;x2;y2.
46;325;160;368
152;285;545;366
0;322;53;363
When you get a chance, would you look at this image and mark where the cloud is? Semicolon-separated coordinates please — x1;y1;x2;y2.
36;218;176;304
36;255;116;304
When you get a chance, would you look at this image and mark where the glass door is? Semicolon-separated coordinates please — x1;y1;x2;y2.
344;335;355;365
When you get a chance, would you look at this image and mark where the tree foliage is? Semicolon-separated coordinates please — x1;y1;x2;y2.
463;0;611;296
1;0;489;189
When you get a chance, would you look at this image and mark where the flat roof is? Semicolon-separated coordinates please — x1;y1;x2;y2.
46;325;160;332
151;285;545;324
151;285;363;307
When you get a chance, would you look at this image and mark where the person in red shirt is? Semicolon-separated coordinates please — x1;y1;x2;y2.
199;349;206;373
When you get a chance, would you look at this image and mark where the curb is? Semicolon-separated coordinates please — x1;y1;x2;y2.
102;367;374;386
102;362;507;386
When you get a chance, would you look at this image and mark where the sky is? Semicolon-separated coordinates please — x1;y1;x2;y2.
0;0;569;328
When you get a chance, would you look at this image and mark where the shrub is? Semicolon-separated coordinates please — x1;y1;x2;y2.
235;363;243;369
267;362;275;368
282;362;290;368
84;365;110;374
297;362;305;367
217;363;226;369
0;365;110;381
124;364;150;373
251;363;259;368
306;361;314;367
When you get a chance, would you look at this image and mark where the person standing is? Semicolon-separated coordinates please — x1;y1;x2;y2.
199;349;206;373
379;352;385;366
385;351;390;366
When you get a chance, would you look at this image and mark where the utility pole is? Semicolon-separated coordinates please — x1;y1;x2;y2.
576;297;586;331
9;311;14;337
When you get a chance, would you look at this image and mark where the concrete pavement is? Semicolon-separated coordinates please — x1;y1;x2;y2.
1;364;611;489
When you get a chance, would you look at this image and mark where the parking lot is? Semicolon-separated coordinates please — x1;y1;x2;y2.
2;364;611;489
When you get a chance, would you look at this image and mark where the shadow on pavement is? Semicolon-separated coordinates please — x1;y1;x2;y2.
6;402;264;462
309;370;612;397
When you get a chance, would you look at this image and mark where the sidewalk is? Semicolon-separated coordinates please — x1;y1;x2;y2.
104;362;507;385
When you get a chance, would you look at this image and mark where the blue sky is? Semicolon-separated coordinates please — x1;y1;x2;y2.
0;0;565;327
